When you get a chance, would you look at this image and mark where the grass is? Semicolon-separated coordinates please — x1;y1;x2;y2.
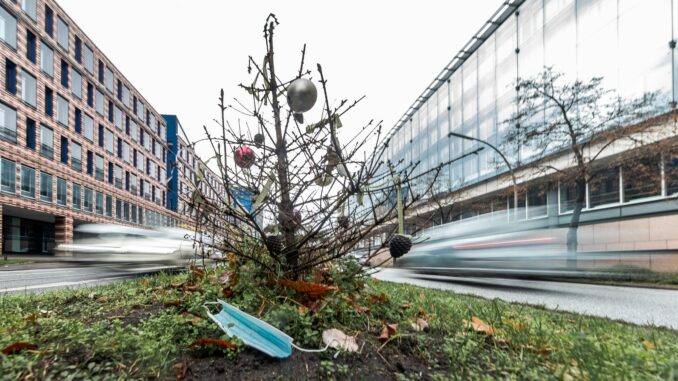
1;259;33;267
566;265;678;289
0;260;677;380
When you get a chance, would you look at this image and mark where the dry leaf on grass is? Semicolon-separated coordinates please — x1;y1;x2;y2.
378;323;399;342
464;316;495;336
2;342;38;355
187;338;237;351
173;361;189;381
411;318;429;332
255;298;267;317
642;340;655;350
322;328;359;352
164;300;183;308
190;266;205;279
181;312;203;325
277;279;338;300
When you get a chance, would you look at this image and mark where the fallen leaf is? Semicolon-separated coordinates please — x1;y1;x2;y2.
465;316;495;336
23;313;37;322
184;285;202;293
399;303;411;310
378;323;399;342
188;338;237;351
322;328;359;352
298;305;308;314
2;342;38;355
170;282;186;289
505;318;525;331
181;312;203;324
190;266;205;279
411;318;429;332
256;298;267;317
277;279;338;300
164;300;183;308
173;361;189;381
221;287;234;298
369;293;389;304
642;340;655;350
346;297;370;314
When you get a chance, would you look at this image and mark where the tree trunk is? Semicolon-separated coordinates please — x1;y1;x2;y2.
566;179;586;269
266;22;298;272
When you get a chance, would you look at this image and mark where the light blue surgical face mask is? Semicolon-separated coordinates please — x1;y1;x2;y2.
204;300;294;358
204;300;336;359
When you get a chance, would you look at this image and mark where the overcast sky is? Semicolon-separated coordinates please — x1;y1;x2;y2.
57;0;504;162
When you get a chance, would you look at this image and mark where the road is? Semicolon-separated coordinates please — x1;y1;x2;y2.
373;268;678;330
0;264;175;294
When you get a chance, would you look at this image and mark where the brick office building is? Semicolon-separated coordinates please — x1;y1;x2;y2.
0;0;195;255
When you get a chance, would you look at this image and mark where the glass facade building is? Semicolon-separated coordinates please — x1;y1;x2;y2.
382;0;678;219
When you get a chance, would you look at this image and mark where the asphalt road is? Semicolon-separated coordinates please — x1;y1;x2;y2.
373;268;678;330
0;264;175;294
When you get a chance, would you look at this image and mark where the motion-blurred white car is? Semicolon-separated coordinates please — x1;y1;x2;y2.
56;224;198;264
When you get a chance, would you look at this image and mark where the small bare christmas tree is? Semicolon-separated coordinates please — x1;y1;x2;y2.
186;14;451;277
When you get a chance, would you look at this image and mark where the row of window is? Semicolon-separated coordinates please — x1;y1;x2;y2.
0;156;170;224
1;1;168;141
4;57;164;162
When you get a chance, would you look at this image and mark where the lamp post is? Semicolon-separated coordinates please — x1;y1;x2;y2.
448;131;518;218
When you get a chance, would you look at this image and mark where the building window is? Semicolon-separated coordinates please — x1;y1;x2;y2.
21;70;37;107
83;44;93;74
1;158;15;194
114;165;122;189
5;59;17;94
60;136;68;164
57;95;68;126
108;162;113;184
83;187;93;212
123;202;130;222
130;173;137;195
131;205;137;223
98;60;104;83
130;120;137;141
26;30;36;63
95;89;104;115
56;177;67;206
71;141;82;171
122;142;130;163
22;0;37;21
125;170;129;191
589;167;620;208
116;79;122;100
95;191;104;215
105;66;114;93
116;199;122;220
44;86;53;117
74;36;82;63
26;117;35;149
60;59;69;88
40;172;53;203
56;17;69;51
104;129;113;153
105;195;112;217
21;165;35;198
0;4;17;48
72;183;81;209
40;41;53;76
623;157;661;202
527;185;548;219
108;100;113;122
71;69;82;99
86;82;93;107
95;154;104;181
0;101;17;143
40;125;53;159
73;108;81;134
137;153;144;171
86;150;92;175
44;5;53;36
98;124;104;147
122;85;130;107
114;106;122;130
117;137;122;158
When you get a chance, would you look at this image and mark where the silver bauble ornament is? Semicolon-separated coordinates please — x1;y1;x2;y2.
287;78;317;113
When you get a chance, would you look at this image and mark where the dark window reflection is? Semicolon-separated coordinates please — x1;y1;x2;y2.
623;156;661;202
589;167;619;208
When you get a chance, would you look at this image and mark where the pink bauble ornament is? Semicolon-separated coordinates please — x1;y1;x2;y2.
234;146;255;168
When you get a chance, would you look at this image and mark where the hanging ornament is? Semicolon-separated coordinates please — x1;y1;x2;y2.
254;133;265;148
234;146;256;168
293;113;304;124
325;148;341;167
287;78;317;113
266;235;284;256
389;234;412;258
315;174;333;187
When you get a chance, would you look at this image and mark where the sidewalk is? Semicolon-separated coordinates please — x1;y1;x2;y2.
0;255;81;271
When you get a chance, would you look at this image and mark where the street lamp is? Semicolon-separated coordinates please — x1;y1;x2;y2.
448;131;518;218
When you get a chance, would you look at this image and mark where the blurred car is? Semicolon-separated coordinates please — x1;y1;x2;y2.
56;224;197;264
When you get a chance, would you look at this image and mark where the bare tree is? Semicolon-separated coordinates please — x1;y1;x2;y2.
185;14;454;277
504;67;672;266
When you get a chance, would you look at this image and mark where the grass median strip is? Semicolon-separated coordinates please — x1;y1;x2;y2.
0;263;677;380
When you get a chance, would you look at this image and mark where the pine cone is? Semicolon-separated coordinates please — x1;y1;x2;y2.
254;133;264;147
389;234;412;258
266;235;284;256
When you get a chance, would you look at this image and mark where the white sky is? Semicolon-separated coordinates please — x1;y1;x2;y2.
57;0;504;163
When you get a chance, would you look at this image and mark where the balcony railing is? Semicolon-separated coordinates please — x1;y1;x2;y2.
0;127;17;143
95;169;104;181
